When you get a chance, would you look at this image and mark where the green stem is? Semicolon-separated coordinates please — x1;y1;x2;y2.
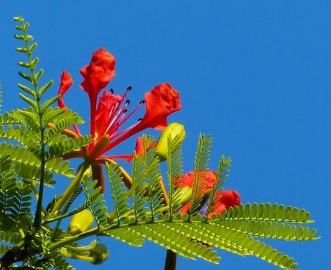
164;250;177;270
48;227;98;251
20;23;46;231
50;161;90;218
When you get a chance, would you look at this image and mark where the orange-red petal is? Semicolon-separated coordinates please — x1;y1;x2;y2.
80;48;116;101
58;71;73;108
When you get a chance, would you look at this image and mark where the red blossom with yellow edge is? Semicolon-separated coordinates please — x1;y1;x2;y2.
57;48;181;192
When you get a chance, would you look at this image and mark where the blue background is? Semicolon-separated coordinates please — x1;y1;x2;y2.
0;1;329;269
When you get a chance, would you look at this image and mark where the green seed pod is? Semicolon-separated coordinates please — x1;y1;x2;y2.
68;209;94;235
156;123;186;161
172;186;193;205
90;244;109;264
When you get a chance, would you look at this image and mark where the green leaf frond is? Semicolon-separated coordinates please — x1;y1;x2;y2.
82;178;108;228
131;152;149;222
10;108;41;140
50;251;76;270
106;162;130;225
215;219;318;241
207;155;232;215
46;135;90;160
219;203;313;224
167;134;184;214
0;142;74;179
44;112;84;143
0;155;33;230
142;135;164;219
15;163;55;188
126;223;220;263
189;134;212;216
98;136;318;270
0;124;40;150
14;17;53;104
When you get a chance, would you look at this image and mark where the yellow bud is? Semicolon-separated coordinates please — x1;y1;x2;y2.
90;244;109;264
68;209;94;235
156;123;186;161
172;186;193;205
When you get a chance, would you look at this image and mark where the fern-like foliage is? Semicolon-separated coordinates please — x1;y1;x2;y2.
189;134;212;216
101;134;317;270
82;177;108;228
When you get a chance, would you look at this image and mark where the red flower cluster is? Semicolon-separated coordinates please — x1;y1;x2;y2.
58;48;181;191
176;170;240;216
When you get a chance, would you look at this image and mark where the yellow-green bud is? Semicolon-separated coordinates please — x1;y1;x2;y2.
68;209;94;235
90;244;109;264
156;123;186;161
172;186;193;205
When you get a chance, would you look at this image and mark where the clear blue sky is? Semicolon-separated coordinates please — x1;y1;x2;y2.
1;1;330;269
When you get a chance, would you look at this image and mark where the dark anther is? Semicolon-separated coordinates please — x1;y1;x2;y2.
127;86;132;91
110;89;114;94
125;100;130;106
140;100;146;105
138;118;143;122
123;109;128;113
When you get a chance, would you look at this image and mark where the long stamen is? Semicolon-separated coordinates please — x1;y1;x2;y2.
104;107;127;135
109;118;142;141
114;100;145;129
98;119;142;157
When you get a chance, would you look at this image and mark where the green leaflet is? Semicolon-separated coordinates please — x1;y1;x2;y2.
206;155;232;215
189;134;212;216
0;156;32;230
103;227;144;247
0;124;40;149
106;162;130;225
127;223;220;263
131;152;149;222
167;134;184;214
47;135;91;159
217;203;313;223
142;135;164;219
216;219;318;241
82;178;108;228
44;113;84;143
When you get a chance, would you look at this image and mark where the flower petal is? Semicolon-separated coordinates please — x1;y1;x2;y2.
142;83;181;130
80;48;116;101
58;71;73;108
207;190;241;217
105;83;181;150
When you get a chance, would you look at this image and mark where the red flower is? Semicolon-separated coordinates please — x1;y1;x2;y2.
174;170;240;217
207;190;241;217
58;48;181;191
177;170;217;214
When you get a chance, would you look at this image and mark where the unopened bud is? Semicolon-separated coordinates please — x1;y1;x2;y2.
90;244;109;264
68;209;94;235
156;123;185;161
172;186;193;205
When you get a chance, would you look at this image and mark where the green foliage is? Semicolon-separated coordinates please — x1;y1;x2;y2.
82;178;108;228
189;134;212;216
102;134;317;270
0;16;318;270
